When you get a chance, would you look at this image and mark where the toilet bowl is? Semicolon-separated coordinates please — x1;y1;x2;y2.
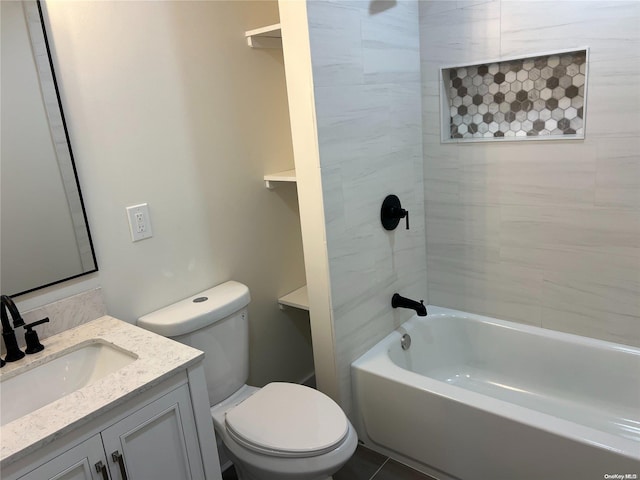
211;384;357;480
138;281;357;480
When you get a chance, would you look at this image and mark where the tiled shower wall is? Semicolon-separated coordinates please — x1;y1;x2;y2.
308;0;426;414
420;1;640;346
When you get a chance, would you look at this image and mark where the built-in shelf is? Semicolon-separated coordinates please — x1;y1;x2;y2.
278;285;309;311
252;23;305;316
264;169;296;189
245;23;282;49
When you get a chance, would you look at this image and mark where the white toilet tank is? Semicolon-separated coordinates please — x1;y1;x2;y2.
138;281;251;406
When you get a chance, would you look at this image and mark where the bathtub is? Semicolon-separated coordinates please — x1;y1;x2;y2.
351;306;640;480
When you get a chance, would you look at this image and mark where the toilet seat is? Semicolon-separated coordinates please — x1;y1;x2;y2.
225;383;349;458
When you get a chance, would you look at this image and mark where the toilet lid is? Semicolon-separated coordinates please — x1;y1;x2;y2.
225;382;349;458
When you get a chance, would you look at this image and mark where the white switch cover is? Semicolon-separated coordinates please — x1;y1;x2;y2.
126;203;153;242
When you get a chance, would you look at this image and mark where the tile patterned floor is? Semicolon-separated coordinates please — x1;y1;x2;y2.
221;444;436;480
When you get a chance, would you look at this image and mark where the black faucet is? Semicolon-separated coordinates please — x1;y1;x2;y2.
0;296;50;367
1;295;26;364
391;293;427;316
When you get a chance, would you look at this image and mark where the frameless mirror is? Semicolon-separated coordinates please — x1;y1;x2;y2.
1;0;98;296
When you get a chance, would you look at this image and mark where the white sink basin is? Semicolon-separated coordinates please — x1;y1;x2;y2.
1;341;137;426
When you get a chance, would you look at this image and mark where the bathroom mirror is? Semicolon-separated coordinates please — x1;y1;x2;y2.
1;0;98;296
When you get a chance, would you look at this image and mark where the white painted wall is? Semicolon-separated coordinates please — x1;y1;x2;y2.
306;0;427;413
17;0;313;386
420;0;640;346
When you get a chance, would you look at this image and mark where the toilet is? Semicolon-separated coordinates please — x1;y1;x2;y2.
138;281;357;480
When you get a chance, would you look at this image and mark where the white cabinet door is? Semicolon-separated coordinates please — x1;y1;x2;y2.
18;434;108;480
100;385;205;480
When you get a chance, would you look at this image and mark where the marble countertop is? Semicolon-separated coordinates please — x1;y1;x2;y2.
0;316;204;467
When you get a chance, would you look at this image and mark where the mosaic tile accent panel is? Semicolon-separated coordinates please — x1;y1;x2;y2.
445;50;587;140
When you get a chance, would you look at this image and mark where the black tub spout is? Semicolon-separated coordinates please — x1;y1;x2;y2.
391;293;427;316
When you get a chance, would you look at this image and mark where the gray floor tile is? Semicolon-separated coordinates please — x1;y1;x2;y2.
373;458;437;480
334;444;388;480
220;445;433;480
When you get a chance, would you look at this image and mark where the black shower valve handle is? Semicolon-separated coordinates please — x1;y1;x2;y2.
392;206;409;229
381;194;410;231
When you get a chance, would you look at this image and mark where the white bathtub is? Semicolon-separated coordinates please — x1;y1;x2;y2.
351;306;640;480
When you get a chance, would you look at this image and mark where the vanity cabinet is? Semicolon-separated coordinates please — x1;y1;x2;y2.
10;378;217;480
1;318;220;480
17;434;106;480
100;384;201;480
